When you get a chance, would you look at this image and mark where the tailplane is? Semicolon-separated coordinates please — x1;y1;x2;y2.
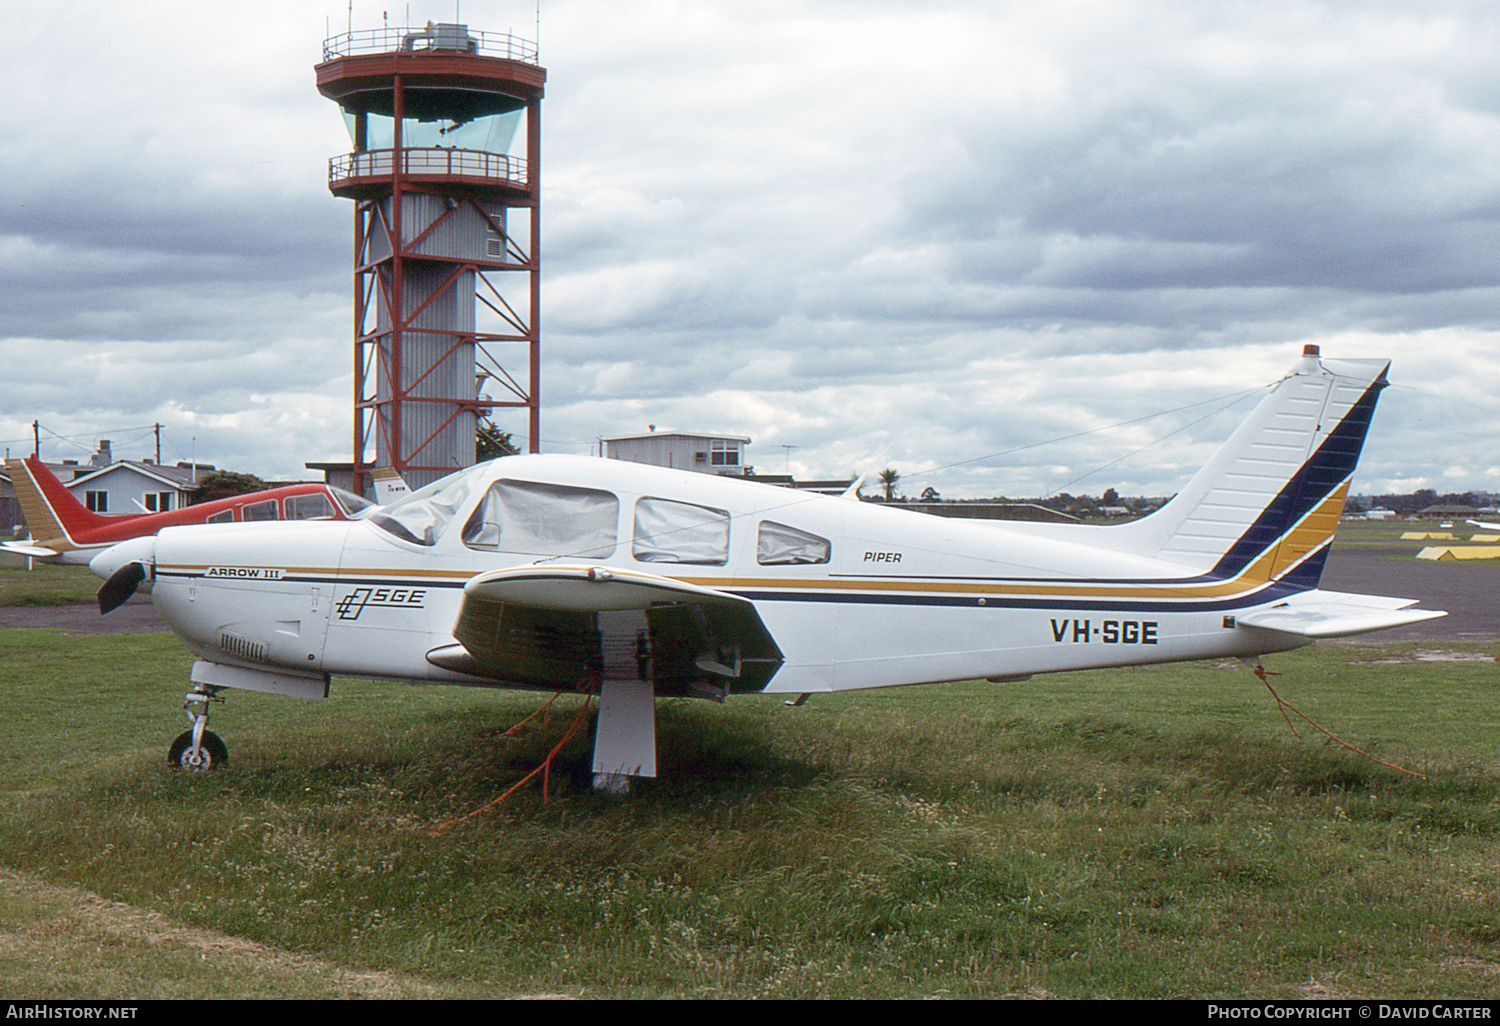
1120;346;1388;588
3;456;108;555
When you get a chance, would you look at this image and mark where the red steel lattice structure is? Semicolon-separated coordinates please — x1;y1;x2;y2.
316;23;545;492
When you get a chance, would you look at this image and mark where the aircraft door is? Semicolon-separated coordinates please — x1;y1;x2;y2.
745;512;840;692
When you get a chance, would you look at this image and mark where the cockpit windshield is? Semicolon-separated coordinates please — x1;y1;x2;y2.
330;487;377;518
368;465;487;545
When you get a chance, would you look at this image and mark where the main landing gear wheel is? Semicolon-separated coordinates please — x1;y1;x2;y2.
168;730;228;771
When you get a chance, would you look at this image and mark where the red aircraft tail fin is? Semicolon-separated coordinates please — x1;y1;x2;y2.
4;456;108;553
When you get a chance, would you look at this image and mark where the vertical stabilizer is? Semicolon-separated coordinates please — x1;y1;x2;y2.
4;457;108;553
1123;347;1388;587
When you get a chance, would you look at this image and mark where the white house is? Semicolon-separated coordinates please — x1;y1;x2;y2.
46;441;210;515
64;462;203;514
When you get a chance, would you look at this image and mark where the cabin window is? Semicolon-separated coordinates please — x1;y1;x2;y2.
241;499;278;522
462;479;618;557
85;491;107;512
205;509;235;524
369;465;485;546
757;521;831;565
632;497;730;565
285;492;335;520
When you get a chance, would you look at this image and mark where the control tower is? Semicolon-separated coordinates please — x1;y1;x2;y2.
316;21;545;492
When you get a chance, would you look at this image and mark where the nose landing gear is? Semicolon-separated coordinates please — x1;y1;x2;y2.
168;682;228;771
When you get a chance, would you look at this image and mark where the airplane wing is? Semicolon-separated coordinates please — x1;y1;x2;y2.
1237;591;1446;639
425;565;784;697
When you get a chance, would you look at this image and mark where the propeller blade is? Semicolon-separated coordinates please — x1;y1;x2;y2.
97;561;147;615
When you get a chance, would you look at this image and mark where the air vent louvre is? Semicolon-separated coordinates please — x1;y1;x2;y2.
220;632;267;664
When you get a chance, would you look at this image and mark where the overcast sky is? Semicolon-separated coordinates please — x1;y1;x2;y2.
3;0;1498;499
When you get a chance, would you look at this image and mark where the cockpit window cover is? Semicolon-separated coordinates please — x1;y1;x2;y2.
370;465;485;546
462;479;618;557
757;520;831;565
632;497;730;565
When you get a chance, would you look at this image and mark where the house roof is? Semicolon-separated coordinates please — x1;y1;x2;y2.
64;461;206;490
602;432;751;444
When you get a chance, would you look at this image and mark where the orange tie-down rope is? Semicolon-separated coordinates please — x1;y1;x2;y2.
429;675;602;836
1250;661;1424;780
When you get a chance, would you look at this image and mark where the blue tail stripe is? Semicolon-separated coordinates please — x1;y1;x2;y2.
1209;371;1386;579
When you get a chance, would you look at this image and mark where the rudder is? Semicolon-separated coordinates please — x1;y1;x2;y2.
4;456;108;554
1121;346;1388;588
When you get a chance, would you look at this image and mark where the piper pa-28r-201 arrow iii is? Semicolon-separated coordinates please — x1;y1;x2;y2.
3;456;375;565
90;346;1444;788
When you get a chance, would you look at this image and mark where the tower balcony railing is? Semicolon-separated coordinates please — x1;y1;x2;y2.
322;25;539;63
330;148;530;192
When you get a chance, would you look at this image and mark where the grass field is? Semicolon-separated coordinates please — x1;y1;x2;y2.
1334;519;1500;554
0;562;99;605
2;524;1499;998
3;621;1500;998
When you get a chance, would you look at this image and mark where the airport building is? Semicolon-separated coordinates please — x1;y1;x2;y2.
602;432;753;477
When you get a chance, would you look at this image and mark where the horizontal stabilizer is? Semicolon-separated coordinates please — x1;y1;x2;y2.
1238;591;1446;639
0;541;62;559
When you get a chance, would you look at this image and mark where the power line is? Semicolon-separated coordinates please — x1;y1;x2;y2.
893;383;1271;498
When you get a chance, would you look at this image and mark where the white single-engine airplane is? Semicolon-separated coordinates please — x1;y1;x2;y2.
89;347;1443;787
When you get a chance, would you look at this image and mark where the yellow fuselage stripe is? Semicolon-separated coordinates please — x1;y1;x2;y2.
156;478;1349;604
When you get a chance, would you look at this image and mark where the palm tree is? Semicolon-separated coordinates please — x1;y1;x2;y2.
878;467;900;502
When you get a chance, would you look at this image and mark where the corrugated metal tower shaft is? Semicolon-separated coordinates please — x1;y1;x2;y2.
316;22;545;492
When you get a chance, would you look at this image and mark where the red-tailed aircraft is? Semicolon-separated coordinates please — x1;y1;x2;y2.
2;456;374;565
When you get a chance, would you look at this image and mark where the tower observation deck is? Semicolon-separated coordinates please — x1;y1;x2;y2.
316;22;545;492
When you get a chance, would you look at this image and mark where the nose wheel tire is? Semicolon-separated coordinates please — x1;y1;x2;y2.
168;730;228;771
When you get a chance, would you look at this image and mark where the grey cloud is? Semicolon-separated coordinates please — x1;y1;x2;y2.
6;0;1499;496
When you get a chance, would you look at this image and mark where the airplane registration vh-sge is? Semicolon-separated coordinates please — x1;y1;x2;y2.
88;346;1444;790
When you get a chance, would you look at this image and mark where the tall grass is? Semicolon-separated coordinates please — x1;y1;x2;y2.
2;628;1500;998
